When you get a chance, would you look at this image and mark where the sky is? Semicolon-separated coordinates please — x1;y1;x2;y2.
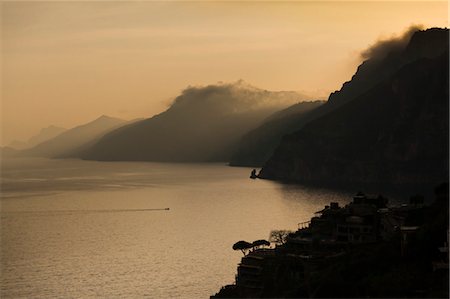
1;1;448;146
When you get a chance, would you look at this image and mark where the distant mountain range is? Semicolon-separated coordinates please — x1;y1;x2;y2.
78;82;310;162
20;115;128;158
5;28;447;191
259;28;449;189
8;125;67;150
0;146;20;158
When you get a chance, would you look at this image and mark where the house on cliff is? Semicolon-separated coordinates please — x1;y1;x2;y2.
287;193;389;254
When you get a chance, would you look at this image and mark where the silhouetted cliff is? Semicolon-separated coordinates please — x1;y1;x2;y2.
328;28;448;108
260;28;449;189
229;101;324;167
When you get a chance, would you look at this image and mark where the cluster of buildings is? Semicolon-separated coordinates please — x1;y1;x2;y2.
287;192;424;254
229;191;449;296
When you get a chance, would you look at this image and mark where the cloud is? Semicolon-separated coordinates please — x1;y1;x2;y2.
360;24;424;60
168;80;309;116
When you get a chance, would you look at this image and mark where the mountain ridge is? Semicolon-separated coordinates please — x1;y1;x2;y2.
78;82;311;162
21;115;127;158
259;28;449;190
8;125;67;150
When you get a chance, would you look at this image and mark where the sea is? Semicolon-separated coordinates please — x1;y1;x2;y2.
0;157;355;298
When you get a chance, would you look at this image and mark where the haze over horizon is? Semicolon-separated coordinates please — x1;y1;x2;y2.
1;1;447;146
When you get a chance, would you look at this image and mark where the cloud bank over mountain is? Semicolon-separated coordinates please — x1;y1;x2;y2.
167;80;304;115
79;81;310;162
260;28;449;190
360;24;424;60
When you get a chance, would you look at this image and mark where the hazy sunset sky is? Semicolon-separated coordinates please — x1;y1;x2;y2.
1;1;448;145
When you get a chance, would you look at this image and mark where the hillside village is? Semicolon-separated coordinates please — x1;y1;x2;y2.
213;184;449;298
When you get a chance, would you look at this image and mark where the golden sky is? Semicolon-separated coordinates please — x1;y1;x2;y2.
1;1;448;145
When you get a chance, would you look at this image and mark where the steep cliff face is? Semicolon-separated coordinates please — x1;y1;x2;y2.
260;29;448;188
328;28;448;108
233;28;448;169
229;101;324;167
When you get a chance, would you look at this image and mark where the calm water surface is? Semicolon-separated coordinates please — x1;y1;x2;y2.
1;158;352;298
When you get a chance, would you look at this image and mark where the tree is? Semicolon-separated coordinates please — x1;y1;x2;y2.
269;230;292;245
232;240;253;255
252;239;271;249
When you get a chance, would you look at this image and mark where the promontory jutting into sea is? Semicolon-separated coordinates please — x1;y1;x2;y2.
1;2;448;298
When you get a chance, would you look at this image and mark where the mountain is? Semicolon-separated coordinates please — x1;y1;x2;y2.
229;100;324;167
0;146;20;158
232;28;448;169
328;27;448;108
8;140;28;150
21;115;127;158
27;125;67;148
259;28;449;189
7;125;67;150
79;81;309;162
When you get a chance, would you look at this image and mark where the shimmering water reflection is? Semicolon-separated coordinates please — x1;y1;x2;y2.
1;158;352;298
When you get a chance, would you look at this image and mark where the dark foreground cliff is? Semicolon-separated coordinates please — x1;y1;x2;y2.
229;101;324;167
212;183;449;298
259;28;449;189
